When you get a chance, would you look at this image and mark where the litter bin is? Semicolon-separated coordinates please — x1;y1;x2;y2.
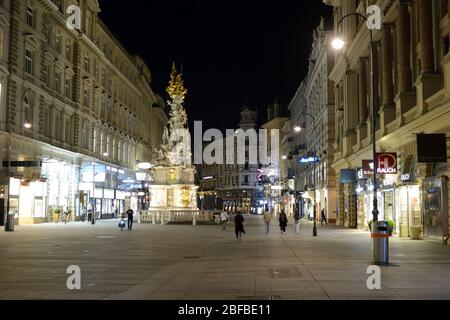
5;210;15;232
371;221;389;266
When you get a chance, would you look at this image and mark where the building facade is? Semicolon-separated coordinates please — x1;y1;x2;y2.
301;19;337;223
261;100;290;215
326;0;450;243
199;108;264;214
0;0;167;224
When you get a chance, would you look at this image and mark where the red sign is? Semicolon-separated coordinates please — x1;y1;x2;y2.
376;153;397;174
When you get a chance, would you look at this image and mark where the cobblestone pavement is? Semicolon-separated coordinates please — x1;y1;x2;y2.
1;216;450;300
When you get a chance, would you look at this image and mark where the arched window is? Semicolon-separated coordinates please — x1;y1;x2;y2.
82;120;90;150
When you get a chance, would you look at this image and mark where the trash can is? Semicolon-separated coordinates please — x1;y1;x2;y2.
371;221;389;266
5;210;15;232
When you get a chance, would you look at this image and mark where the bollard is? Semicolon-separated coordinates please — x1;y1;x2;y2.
192;213;197;226
152;212;156;225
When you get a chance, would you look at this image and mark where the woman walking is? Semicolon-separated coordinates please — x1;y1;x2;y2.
234;211;246;242
279;210;288;234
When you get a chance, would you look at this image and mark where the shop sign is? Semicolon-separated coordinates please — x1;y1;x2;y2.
400;174;411;182
299;156;320;164
417;134;447;163
362;160;374;175
376;153;397;174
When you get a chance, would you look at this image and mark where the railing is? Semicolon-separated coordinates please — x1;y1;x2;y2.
139;209;218;226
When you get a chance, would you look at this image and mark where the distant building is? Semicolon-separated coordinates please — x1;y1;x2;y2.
199;107;264;214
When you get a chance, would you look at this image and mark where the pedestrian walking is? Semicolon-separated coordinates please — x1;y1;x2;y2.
87;203;93;223
220;210;229;231
321;209;328;225
234;211;245;242
126;208;134;230
263;208;272;234
279;210;288;234
294;209;301;233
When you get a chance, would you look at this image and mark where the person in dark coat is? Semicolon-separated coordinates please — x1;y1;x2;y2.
234;212;245;242
126;208;134;231
320;209;328;225
279;210;288;234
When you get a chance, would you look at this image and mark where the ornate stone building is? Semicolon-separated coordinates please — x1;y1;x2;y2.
326;0;450;243
288;19;336;222
0;0;167;224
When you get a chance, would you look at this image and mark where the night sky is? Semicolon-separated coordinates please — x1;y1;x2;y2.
98;0;332;131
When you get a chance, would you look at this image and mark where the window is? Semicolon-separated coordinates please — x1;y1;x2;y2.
43;107;50;137
65;41;71;60
82;120;89;150
83;90;89;107
84;54;90;72
65;118;70;144
65;79;71;98
101;97;106;119
26;2;34;28
55;30;61;53
43;65;49;86
54;111;61;141
25;49;33;74
54;71;60;92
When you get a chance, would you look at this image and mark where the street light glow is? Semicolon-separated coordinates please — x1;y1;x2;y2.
331;37;345;50
24;122;32;129
294;126;301;133
137;162;153;170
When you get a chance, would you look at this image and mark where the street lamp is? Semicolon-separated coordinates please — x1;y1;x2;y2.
332;12;381;260
294;126;301;133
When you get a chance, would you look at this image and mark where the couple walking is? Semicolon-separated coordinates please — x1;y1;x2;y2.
264;208;302;234
220;211;245;242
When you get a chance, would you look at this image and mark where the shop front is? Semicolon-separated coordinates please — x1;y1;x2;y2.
79;162;134;220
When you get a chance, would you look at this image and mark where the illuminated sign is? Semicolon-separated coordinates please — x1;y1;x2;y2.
299;156;320;164
400;174;411;182
376;153;397;174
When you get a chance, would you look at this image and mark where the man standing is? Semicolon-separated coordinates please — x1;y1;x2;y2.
220;210;229;231
126;208;134;231
234;211;245;242
263;208;272;234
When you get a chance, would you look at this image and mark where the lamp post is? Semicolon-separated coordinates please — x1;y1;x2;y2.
332;13;380;257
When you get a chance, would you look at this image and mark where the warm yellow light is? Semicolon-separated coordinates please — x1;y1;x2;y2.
24;122;32;129
331;37;345;50
294;126;301;133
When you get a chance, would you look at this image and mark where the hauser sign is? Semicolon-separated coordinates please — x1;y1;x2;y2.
376;153;397;174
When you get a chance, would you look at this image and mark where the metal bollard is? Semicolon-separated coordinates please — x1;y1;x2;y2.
371;221;390;266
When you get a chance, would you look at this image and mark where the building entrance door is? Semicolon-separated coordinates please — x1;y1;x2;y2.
423;177;449;244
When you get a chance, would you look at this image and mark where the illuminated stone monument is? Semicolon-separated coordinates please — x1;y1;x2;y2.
148;64;198;210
